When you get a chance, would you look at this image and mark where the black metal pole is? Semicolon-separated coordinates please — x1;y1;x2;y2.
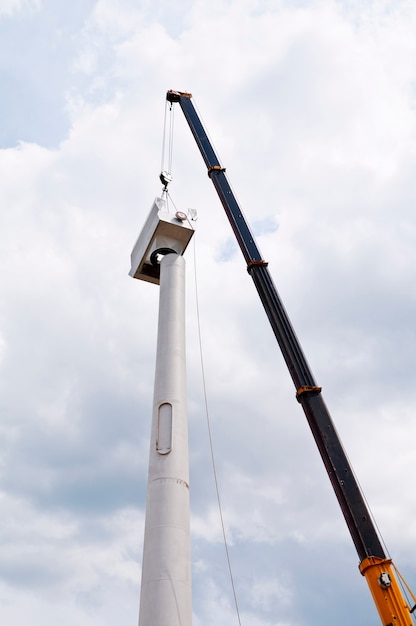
167;89;385;562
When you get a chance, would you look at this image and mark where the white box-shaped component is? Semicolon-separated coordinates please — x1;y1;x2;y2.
129;197;194;284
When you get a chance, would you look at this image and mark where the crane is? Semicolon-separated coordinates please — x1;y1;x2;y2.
165;89;415;626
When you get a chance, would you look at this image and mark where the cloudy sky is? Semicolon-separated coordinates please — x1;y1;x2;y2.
1;0;416;625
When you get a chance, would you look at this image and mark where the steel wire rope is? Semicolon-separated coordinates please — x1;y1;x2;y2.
321;409;393;557
336;425;391;557
168;101;175;174
192;99;222;167
341;440;416;611
161;100;168;175
190;232;243;626
161;100;175;204
164;190;177;214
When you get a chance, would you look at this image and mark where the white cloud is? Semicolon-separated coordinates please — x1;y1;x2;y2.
0;0;40;17
1;1;416;625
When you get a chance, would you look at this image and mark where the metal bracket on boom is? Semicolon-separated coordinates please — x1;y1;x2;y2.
296;386;322;402
247;259;269;274
208;165;226;178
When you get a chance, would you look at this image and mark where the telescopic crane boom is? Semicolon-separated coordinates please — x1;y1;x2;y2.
166;89;415;626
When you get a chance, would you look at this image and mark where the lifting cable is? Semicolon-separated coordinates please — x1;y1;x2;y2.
191;234;243;626
341;436;391;558
160;99;175;195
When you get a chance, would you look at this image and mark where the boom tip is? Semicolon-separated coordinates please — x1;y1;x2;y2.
166;90;192;102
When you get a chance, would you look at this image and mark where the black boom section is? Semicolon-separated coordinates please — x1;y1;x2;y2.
167;89;385;562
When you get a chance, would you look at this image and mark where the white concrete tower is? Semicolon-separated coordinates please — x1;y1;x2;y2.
139;252;191;626
129;197;194;626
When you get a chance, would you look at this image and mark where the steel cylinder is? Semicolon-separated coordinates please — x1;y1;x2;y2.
138;253;192;626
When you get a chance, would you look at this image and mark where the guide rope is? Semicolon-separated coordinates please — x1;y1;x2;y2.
191;234;243;626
